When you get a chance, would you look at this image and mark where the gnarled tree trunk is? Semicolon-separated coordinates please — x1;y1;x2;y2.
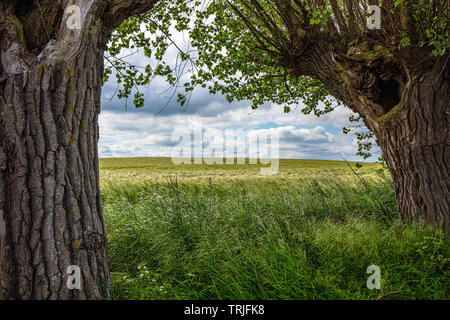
375;67;449;233
0;0;157;300
218;0;449;234
307;43;450;234
0;49;109;300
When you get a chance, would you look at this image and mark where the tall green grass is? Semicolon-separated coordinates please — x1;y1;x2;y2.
101;169;449;300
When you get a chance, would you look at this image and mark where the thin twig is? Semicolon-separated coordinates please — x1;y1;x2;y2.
35;0;51;41
339;153;369;189
426;53;450;86
376;282;415;300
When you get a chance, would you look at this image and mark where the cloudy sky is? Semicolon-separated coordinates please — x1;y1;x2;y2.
98;28;380;162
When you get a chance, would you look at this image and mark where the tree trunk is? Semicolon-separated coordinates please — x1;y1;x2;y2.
321;47;450;234
0;9;109;301
0;0;158;300
375;67;449;233
0;58;109;300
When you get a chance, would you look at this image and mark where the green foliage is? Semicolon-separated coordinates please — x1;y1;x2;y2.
355;131;375;160
105;0;449;109
105;0;200;105
309;5;332;25
104;0;449;160
393;0;449;56
188;1;337;112
343;115;377;160
105;0;339;113
100;158;449;300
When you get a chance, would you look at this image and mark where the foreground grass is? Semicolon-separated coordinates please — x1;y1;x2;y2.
100;157;449;300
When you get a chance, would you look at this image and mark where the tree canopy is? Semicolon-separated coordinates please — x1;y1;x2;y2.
104;0;449;159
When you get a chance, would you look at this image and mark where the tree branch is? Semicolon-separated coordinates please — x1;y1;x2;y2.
103;0;160;31
376;282;416;300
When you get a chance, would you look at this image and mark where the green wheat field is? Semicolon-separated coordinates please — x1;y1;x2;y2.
100;157;449;300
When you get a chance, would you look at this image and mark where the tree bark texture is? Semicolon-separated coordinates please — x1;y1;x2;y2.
298;40;450;234
376;67;449;233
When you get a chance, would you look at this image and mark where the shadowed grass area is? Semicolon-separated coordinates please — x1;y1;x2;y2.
100;157;449;300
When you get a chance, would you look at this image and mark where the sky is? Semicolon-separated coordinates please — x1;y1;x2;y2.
98;26;381;162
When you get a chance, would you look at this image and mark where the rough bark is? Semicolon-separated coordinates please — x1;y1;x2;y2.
297;40;450;234
0;0;157;300
375;65;449;233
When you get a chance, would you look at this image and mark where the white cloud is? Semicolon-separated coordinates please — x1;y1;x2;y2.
99;27;380;162
99;105;380;161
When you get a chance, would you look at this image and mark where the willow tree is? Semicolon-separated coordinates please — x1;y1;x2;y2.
178;0;448;233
